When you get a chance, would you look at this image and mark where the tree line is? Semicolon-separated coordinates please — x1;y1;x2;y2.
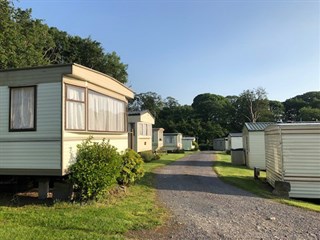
1;1;319;145
0;0;128;83
129;90;320;144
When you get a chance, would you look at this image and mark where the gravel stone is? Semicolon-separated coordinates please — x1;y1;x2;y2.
129;151;320;240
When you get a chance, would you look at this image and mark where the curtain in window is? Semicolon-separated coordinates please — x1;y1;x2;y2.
11;87;35;129
66;86;85;130
88;91;125;132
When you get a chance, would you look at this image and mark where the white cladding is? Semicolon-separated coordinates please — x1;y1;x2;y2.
265;123;320;199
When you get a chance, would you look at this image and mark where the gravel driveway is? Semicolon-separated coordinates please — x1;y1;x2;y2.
132;151;320;240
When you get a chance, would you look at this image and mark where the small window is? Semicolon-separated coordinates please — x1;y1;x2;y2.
165;136;174;144
10;86;36;131
66;85;85;130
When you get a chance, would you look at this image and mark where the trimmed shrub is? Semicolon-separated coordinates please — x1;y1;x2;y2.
117;149;145;186
167;148;185;154
68;138;122;201
139;150;154;162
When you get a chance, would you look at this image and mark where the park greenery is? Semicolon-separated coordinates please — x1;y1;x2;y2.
68;139;145;201
0;0;128;83
1;0;319;145
0;153;187;240
129;90;320;144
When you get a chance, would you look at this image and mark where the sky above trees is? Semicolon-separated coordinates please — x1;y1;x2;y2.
15;0;319;104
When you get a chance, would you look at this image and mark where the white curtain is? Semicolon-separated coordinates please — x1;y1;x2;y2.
11;87;35;129
88;90;125;132
66;85;85;130
138;123;152;136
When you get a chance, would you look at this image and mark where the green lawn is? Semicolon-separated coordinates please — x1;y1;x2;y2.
213;152;320;212
0;153;187;240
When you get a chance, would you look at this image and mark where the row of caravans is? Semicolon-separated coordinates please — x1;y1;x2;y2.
0;64;195;197
214;122;320;199
127;110;194;152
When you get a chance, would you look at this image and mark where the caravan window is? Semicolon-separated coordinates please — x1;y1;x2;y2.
88;90;126;132
10;86;36;131
66;85;85;130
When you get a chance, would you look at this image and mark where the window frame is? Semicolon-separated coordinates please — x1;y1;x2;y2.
65;84;86;131
87;89;127;133
9;86;37;132
64;84;128;133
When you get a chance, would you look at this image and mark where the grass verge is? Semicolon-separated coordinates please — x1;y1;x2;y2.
0;153;187;240
213;152;320;212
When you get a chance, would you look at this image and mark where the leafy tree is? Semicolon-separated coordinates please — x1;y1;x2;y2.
164;96;180;108
269;100;285;122
192;93;232;126
283;91;320;121
0;1;54;69
129;92;164;117
0;1;129;84
235;87;270;123
103;51;128;84
299;107;320;121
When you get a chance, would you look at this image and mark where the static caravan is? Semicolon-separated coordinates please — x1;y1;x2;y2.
0;64;134;178
213;137;228;151
182;137;195;150
128;110;155;152
242;122;273;169
265;123;320;199
227;133;243;150
163;133;183;151
152;128;164;151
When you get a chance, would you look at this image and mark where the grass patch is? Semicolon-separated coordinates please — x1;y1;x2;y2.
0;153;187;240
213;153;320;212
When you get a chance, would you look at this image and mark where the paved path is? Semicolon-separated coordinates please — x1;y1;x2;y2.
147;151;320;239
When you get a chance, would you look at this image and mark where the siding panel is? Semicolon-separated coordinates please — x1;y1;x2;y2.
0;83;62;171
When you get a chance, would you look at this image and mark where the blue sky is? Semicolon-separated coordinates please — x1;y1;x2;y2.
16;0;319;105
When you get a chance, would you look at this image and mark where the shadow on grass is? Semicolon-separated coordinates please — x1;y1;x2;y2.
0;190;54;207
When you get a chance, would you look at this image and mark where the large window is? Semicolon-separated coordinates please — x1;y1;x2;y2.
10;86;36;131
88;90;126;132
66;85;85;130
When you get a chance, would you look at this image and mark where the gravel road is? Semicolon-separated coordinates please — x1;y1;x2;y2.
131;151;320;240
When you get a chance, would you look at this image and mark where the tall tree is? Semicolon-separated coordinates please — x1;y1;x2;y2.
128;92;164;117
0;1;129;84
0;1;54;69
283;91;320;121
102;51;128;84
299;107;320;121
192;93;231;125
236;87;269;123
269;100;285;122
164;96;180;108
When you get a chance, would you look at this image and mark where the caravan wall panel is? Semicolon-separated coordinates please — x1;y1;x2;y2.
0;83;62;172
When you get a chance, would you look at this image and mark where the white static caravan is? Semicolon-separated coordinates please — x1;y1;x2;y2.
128;110;155;152
0;64;134;177
182;137;195;150
213;137;228;151
163;133;183;151
152;128;164;151
242;122;273;170
227;133;243;150
265;123;320;199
